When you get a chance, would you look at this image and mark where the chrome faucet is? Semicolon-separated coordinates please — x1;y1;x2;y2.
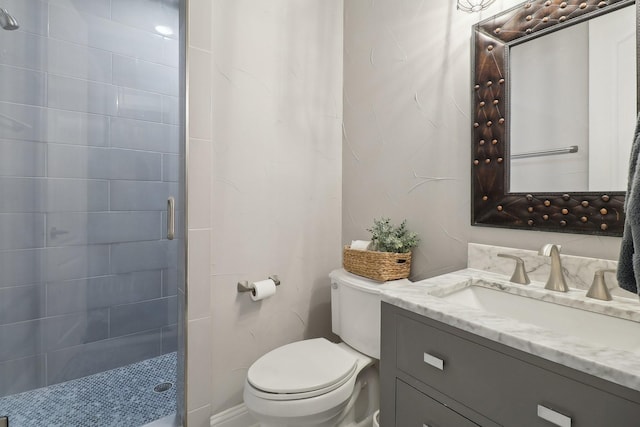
586;269;616;301
538;244;569;292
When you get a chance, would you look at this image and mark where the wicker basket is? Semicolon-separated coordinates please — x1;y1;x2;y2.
343;245;412;282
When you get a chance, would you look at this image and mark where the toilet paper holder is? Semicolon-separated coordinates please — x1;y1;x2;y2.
237;275;281;293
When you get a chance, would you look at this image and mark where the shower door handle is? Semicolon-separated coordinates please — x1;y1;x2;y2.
167;197;175;240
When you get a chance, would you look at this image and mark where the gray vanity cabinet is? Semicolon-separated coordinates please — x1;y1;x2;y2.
396;379;480;427
380;302;640;427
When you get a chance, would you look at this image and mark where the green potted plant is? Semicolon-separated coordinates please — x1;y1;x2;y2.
343;218;419;281
367;217;419;254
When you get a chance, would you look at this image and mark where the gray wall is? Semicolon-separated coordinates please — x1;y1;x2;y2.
342;0;622;283
0;0;179;397
209;0;344;415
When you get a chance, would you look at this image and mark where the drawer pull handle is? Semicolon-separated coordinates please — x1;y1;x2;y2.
423;352;444;370
537;404;571;427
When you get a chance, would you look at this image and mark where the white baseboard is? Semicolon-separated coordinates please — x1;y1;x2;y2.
209;403;258;427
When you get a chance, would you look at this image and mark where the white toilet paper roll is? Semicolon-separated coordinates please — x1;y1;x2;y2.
350;240;372;250
251;279;277;301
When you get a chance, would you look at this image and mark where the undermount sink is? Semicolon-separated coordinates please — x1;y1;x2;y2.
439;284;640;353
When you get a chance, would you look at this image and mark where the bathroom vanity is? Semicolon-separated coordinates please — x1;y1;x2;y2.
381;304;640;426
378;244;640;426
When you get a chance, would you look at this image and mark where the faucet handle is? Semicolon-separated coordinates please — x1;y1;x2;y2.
586;268;616;301
497;253;531;285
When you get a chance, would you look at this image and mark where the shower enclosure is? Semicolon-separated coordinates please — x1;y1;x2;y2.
0;0;185;425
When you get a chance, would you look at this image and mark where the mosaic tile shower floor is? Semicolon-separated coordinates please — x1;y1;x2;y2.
0;352;177;427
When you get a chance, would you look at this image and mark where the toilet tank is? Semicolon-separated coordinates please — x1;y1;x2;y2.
329;269;389;359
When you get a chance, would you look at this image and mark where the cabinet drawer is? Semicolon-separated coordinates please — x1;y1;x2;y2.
396;313;640;426
396;379;479;427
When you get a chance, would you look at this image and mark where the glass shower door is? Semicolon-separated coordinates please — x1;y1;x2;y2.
0;0;184;425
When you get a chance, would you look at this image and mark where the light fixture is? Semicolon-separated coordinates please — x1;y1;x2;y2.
457;0;496;12
154;25;174;36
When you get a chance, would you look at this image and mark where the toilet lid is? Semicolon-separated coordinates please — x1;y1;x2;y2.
247;338;358;395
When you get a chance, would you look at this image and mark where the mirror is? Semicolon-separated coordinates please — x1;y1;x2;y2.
510;5;636;193
471;0;637;236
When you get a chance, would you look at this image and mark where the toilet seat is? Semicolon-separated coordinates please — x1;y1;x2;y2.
247;338;358;401
244;341;375;423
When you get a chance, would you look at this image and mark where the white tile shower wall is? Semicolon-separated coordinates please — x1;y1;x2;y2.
342;0;622;283
185;0;214;424
0;0;179;396
203;0;344;417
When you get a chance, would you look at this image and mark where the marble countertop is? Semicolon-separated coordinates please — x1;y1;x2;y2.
380;268;640;392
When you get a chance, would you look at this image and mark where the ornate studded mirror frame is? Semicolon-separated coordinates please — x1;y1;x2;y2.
471;0;637;236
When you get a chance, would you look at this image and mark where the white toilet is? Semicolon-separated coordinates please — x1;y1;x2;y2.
243;269;409;427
